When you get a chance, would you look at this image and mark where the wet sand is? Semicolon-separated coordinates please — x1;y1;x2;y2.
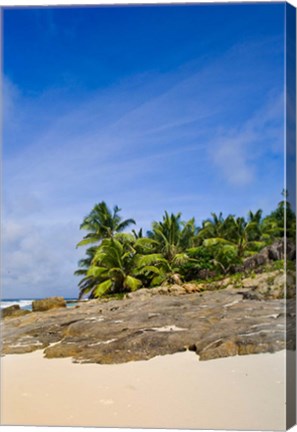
1;350;285;430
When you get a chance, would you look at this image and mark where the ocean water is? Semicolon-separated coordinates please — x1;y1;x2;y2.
1;298;78;311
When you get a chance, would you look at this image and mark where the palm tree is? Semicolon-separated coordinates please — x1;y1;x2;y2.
246;209;264;242
132;228;143;239
137;212;195;285
247;209;263;224
85;237;142;298
263;190;296;239
226;216;258;257
74;247;99;299
136;253;185;286
202;215;264;258
197;212;233;242
77;202;136;247
148;212;196;262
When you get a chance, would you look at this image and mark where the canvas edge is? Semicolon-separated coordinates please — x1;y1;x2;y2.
285;2;297;429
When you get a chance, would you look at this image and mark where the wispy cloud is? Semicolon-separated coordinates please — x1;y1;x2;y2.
210;93;284;186
2;220;81;298
2;36;285;297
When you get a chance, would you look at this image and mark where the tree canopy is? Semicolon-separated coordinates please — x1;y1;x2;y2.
75;194;295;299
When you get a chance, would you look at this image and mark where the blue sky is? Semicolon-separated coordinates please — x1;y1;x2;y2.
2;3;286;298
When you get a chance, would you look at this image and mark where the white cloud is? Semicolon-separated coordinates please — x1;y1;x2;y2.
210;93;284;186
2;77;21;131
2;37;284;298
2;220;82;298
212;134;255;186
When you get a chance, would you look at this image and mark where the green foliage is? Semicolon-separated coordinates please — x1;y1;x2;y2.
181;246;215;280
271;260;285;271
269;259;295;272
230;272;244;283
148;211;196;262
77;201;135;247
187;246;214;266
78;236;142;298
211;244;241;274
260;190;296;240
75;193;295;299
143;212;196;285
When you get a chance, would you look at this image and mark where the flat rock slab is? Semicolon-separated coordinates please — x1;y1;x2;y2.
1;283;294;364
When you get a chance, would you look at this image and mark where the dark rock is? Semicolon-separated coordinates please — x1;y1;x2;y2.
243;250;269;271
241;291;260;300
168;273;183;285
197;269;217;280
241;239;295;272
267;240;284;260
2;305;20;317
32;296;66;312
199;339;238;361
2;305;30;319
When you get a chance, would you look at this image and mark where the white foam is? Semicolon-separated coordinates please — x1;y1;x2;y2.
1;300;33;310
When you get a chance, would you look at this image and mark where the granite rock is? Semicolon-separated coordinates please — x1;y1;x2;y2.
1;305;31;319
1;269;294;364
32;297;66;312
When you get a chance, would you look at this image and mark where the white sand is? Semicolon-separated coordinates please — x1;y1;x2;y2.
0;349;285;430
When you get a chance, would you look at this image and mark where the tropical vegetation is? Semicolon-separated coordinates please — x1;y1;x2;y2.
75;192;295;299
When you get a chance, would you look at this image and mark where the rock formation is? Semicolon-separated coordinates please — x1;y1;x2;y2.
1;269;295;364
32;297;66;312
1;305;30;319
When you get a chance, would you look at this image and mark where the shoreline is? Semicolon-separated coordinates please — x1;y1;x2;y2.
1;349;285;430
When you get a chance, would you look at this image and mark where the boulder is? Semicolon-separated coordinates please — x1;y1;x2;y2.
266;240;284;260
32;296;66;312
182;283;201;293
2;304;31;319
242;242;275;271
168;273;183;285
199;339;238;361
2;304;20;316
167;284;186;295
241;239;295;272
243;249;269;271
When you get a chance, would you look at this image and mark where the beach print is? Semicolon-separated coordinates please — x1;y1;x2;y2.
1;2;296;430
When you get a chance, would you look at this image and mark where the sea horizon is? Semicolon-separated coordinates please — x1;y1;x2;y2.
1;297;79;310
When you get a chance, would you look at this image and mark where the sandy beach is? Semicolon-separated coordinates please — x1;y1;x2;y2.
1;349;285;430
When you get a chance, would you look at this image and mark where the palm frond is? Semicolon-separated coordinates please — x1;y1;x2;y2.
203;238;234;247
93;280;113;297
76;236;101;248
117;218;136;232
136;265;163;275
124;275;142;291
173;253;189;265
136;253;167;267
87;266;108;278
151;275;166;286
